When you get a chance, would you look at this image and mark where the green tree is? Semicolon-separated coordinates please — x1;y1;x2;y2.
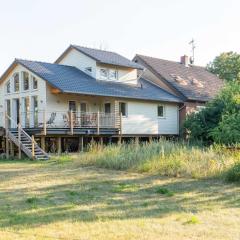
183;81;240;144
207;52;240;82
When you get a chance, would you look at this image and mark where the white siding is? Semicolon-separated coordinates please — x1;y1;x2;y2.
0;64;47;127
158;105;179;134
121;101;179;135
58;48;97;78
96;65;138;85
58;48;138;84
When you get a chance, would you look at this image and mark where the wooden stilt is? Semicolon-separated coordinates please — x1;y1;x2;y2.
135;137;139;145
149;136;153;143
32;135;35;159
41;136;46;151
10;141;14;157
99;137;103;146
18;124;21;160
78;136;84;152
57;137;62;155
6;137;9;159
118;136;122;145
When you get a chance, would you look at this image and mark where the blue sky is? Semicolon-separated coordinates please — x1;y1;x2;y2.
0;0;239;74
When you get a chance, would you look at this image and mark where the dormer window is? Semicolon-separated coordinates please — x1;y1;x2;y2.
85;67;92;75
109;70;118;81
100;68;108;80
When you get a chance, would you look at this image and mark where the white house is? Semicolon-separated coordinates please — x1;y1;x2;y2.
0;45;181;159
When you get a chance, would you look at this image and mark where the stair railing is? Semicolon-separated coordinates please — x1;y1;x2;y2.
5;113;48;159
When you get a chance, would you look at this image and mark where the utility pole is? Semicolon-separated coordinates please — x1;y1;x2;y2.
189;38;196;64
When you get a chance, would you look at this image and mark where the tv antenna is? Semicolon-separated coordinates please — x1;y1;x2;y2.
189;38;196;64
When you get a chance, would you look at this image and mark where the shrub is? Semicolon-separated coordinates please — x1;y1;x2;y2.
225;162;240;182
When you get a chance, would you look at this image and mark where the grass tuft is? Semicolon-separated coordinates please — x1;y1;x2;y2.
155;187;174;196
184;215;200;225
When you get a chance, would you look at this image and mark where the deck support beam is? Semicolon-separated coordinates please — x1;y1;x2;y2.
118;136;122;145
6;137;9;159
41;136;46;151
135;137;139;145
10;141;14;157
78;136;84;152
57;137;62;155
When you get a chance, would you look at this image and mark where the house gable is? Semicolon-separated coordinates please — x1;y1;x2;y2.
134;54;224;102
56;45;141;85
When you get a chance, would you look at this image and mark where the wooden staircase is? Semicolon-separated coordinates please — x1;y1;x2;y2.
5;115;49;160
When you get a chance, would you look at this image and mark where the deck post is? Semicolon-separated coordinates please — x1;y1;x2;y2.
41;136;46;151
5;111;9;159
78;136;84;152
119;112;123;136
118;136;122;145
57;137;62;155
135;136;139;145
32;135;35;159
43;110;47;135
149;136;153;143
10;141;14;157
6;137;9;159
18;123;21;159
99;137;103;146
70;110;73;135
97;111;100;135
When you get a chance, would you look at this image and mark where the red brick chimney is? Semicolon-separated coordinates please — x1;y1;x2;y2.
180;55;189;67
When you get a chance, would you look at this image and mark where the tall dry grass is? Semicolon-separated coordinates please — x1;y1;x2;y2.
75;139;239;179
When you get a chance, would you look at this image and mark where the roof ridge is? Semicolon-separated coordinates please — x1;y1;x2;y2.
71;44;118;55
16;58;78;69
136;54;205;68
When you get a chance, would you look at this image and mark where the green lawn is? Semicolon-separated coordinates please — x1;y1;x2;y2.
0;159;239;240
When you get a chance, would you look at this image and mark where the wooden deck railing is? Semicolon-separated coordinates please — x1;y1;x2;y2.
3;111;121;132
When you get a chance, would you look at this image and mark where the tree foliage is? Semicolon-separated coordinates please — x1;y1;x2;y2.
207;52;240;82
183;82;240;144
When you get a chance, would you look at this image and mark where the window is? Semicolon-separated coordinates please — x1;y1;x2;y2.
69;101;77;112
109;70;118;81
119;102;127;117
6;80;10;93
32;76;38;89
104;103;111;114
157;105;165;118
80;102;87;113
13;73;19;92
100;68;108;80
85;67;92;75
32;96;38;126
23;72;29;91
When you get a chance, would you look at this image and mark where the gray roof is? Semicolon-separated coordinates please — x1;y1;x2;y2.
134;54;224;102
16;59;181;103
71;45;143;70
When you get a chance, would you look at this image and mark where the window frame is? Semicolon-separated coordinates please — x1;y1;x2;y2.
13;73;20;93
119;102;128;117
32;76;38;90
157;105;165;118
68;100;77;112
99;68;108;80
104;102;111;114
6;80;11;94
109;69;118;81
23;72;30;91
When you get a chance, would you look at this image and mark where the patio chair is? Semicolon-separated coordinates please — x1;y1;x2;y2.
46;112;57;127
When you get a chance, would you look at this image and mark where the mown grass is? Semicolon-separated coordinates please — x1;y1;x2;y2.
0;160;239;240
71;139;240;180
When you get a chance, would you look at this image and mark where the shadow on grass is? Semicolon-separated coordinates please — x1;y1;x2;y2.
0;164;239;229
